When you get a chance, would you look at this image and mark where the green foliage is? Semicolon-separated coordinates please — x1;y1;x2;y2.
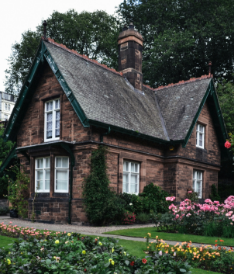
83;146;125;225
7;165;29;218
136;212;150;224
0;207;9;216
209;184;221;202
0;127;15;198
118;192;144;214
139;183;170;213
217;79;234;134
118;0;234;87
0;233;192;273
5;10;120;94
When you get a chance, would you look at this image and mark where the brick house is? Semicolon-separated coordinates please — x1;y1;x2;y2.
1;24;228;223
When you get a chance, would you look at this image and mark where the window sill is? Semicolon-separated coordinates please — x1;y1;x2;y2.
44;137;60;143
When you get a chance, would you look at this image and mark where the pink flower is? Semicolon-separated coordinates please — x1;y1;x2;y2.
166;196;176;201
224;141;231;149
188;191;192;194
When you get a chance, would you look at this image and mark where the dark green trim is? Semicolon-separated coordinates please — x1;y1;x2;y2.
182;80;228;148
0;146;17;175
100;126;111;142
43;45;89;128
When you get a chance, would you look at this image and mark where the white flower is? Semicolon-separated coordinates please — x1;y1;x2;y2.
159;250;162;256
173;252;176;256
129;203;133;206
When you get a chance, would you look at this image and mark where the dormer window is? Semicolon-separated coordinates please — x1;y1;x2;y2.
196;123;205;149
44;99;60;142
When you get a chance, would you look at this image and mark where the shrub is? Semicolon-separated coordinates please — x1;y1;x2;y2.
0;207;9;215
122;211;136;225
139;183;170;213
209;184;221;202
82;146;125;225
136;212;150;224
118;193;143;214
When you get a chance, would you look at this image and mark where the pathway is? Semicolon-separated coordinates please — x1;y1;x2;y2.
0;216;229;248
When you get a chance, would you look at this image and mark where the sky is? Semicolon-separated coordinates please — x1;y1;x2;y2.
0;0;123;92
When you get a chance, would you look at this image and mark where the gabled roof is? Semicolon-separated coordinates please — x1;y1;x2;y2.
4;38;228;148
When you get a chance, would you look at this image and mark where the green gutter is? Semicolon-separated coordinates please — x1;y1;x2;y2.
0;146;17;175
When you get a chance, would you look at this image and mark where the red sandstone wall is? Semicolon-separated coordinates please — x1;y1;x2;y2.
17;63;90;147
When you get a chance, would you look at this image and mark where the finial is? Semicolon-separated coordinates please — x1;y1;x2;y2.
208;61;212;76
43;20;47;40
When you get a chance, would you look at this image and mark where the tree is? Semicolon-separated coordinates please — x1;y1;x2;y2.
118;0;234;87
5;10;120;94
0;126;15;198
217;79;234;134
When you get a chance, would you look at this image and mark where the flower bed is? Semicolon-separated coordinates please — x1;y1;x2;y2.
156;195;234;237
145;233;234;274
0;223;192;273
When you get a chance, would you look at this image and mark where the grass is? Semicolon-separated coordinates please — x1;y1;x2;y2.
0;234;221;274
0;235;16;249
104;227;234;246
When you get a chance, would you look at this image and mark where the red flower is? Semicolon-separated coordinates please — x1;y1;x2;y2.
142;258;147;264
130;261;135;266
84;269;87;272
224;141;231;149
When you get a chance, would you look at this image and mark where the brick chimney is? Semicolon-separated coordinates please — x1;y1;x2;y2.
118;23;143;90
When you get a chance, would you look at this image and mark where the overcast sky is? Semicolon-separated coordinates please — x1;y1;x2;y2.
0;0;122;92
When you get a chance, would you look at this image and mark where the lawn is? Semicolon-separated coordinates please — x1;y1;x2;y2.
104;227;234;246
0;234;221;274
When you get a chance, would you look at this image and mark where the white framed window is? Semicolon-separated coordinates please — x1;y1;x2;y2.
123;161;140;194
55;157;69;193
5;103;7;110
44;99;60;142
8;104;10;111
196;123;205;148
193;170;202;198
35;157;50;192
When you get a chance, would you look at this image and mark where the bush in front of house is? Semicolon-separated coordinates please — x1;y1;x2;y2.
0;207;9;216
156;194;234;237
82;146;125;225
0;232;192;273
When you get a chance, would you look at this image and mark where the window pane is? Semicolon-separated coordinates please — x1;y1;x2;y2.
45;180;50;191
123;174;128;192
62;157;69;168
123;161;128;171
37;170;43;180
45;158;50;168
46;101;53;111
45;170;50;180
131;163;135;172
56;158;62;167
47;113;52;122
56;170;68;190
56;111;60;120
36;181;43;191
55;100;60;109
37;159;43;169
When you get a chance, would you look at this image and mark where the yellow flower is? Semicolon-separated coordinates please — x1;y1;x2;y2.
98;242;102;246
111;260;115;265
55;240;59;244
82;250;86;255
124;252;126;255
7;259;11;265
67;233;71;236
147;233;151;237
112;248;114;253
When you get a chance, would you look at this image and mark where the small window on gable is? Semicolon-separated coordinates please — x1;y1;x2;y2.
35;157;50;192
196;123;205;149
193;170;202;199
44;99;60;142
123;161;140;194
55;157;69;193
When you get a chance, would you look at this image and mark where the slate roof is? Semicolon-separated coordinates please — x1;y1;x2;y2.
155;78;211;141
44;41;169;141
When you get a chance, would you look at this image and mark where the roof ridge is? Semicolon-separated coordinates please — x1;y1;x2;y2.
42;37;123;77
154;75;213;91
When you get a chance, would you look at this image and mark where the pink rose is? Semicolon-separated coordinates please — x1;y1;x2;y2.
188;191;192;194
224;141;231;149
